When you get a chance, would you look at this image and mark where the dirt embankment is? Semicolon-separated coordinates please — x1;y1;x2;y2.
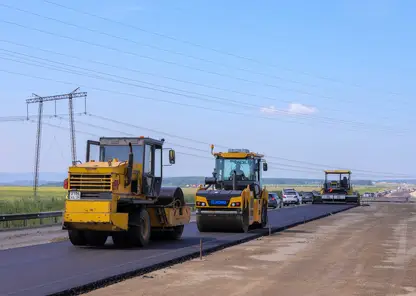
87;203;416;296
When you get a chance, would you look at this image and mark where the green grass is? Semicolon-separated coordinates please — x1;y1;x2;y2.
0;186;66;214
0;186;66;229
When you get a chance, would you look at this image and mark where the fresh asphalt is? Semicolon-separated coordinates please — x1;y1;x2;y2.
0;204;355;296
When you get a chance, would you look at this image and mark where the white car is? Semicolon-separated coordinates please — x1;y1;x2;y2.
281;188;301;206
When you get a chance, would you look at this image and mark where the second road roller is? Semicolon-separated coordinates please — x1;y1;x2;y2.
195;145;269;233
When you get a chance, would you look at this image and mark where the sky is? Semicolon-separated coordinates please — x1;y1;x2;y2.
0;0;415;180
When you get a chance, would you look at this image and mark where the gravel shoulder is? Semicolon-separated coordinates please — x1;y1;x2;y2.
0;215;198;250
0;226;66;250
86;202;416;296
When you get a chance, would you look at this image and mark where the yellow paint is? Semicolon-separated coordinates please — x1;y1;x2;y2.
64;200;114;213
324;170;351;174
63;212;128;230
195;185;268;226
212;152;264;159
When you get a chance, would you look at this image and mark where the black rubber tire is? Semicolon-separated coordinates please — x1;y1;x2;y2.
68;229;87;246
196;217;211;232
112;232;130;247
84;231;108;246
127;208;151;247
241;206;249;233
151;225;184;240
165;225;185;240
261;205;268;228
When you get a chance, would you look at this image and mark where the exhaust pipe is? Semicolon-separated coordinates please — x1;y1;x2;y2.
232;170;237;190
125;142;134;186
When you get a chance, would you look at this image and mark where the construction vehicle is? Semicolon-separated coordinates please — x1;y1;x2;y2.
62;136;191;247
194;145;269;233
312;170;360;205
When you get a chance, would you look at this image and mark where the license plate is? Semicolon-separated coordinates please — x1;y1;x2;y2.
69;191;81;200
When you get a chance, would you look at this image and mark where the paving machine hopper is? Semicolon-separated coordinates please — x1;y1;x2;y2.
62;136;191;248
312;170;360;205
195;145;269;233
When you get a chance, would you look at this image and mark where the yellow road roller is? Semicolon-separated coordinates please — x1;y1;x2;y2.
62;136;191;247
195;145;269;233
312;170;361;205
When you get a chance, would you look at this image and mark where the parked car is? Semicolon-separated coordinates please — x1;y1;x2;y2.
281;188;301;206
268;192;282;209
299;191;314;204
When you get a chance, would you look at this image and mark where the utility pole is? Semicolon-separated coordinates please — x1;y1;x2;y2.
26;88;87;198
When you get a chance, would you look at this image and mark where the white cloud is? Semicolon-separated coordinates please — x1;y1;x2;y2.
260;103;318;116
287;103;318;115
260;105;279;114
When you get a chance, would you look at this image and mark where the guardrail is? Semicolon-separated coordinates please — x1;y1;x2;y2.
0;202;196;231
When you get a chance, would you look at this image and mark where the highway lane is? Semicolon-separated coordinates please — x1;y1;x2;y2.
0;204;355;296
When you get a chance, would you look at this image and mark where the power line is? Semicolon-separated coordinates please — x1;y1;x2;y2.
0;2;325;91
0;113;78;122
0;39;406;122
0;54;409;136
0;51;370;127
45;117;403;179
1;17;411;114
83;113;414;178
1;48;409;131
20;115;413;179
42;0;408;98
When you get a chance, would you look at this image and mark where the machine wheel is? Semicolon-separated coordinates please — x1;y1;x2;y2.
196;218;211;232
151;225;184;240
127;208;151;247
112;232;130;247
84;231;108;247
261;205;268;228
165;225;185;240
68;229;87;246
241;206;249;233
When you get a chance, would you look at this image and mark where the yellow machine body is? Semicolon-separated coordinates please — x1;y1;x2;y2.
313;170;360;205
195;147;269;233
62;137;191;247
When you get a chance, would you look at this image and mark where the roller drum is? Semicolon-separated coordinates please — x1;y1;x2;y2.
154;186;185;207
196;207;249;233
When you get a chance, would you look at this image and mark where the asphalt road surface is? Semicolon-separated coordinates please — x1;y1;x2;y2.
0;204;353;296
86;202;416;296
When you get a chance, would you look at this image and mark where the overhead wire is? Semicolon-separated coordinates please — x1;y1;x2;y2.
77;113;414;179
39;117;391;178
1;4;412;178
0;53;409;136
0;13;412;115
1;48;409;131
42;0;408;98
6;112;410;178
0;39;406;123
0;2;327;91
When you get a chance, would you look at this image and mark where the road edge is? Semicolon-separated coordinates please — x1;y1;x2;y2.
49;204;356;296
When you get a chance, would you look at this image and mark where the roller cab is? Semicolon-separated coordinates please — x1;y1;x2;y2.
62;136;191;248
195;147;269;233
312;170;361;205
